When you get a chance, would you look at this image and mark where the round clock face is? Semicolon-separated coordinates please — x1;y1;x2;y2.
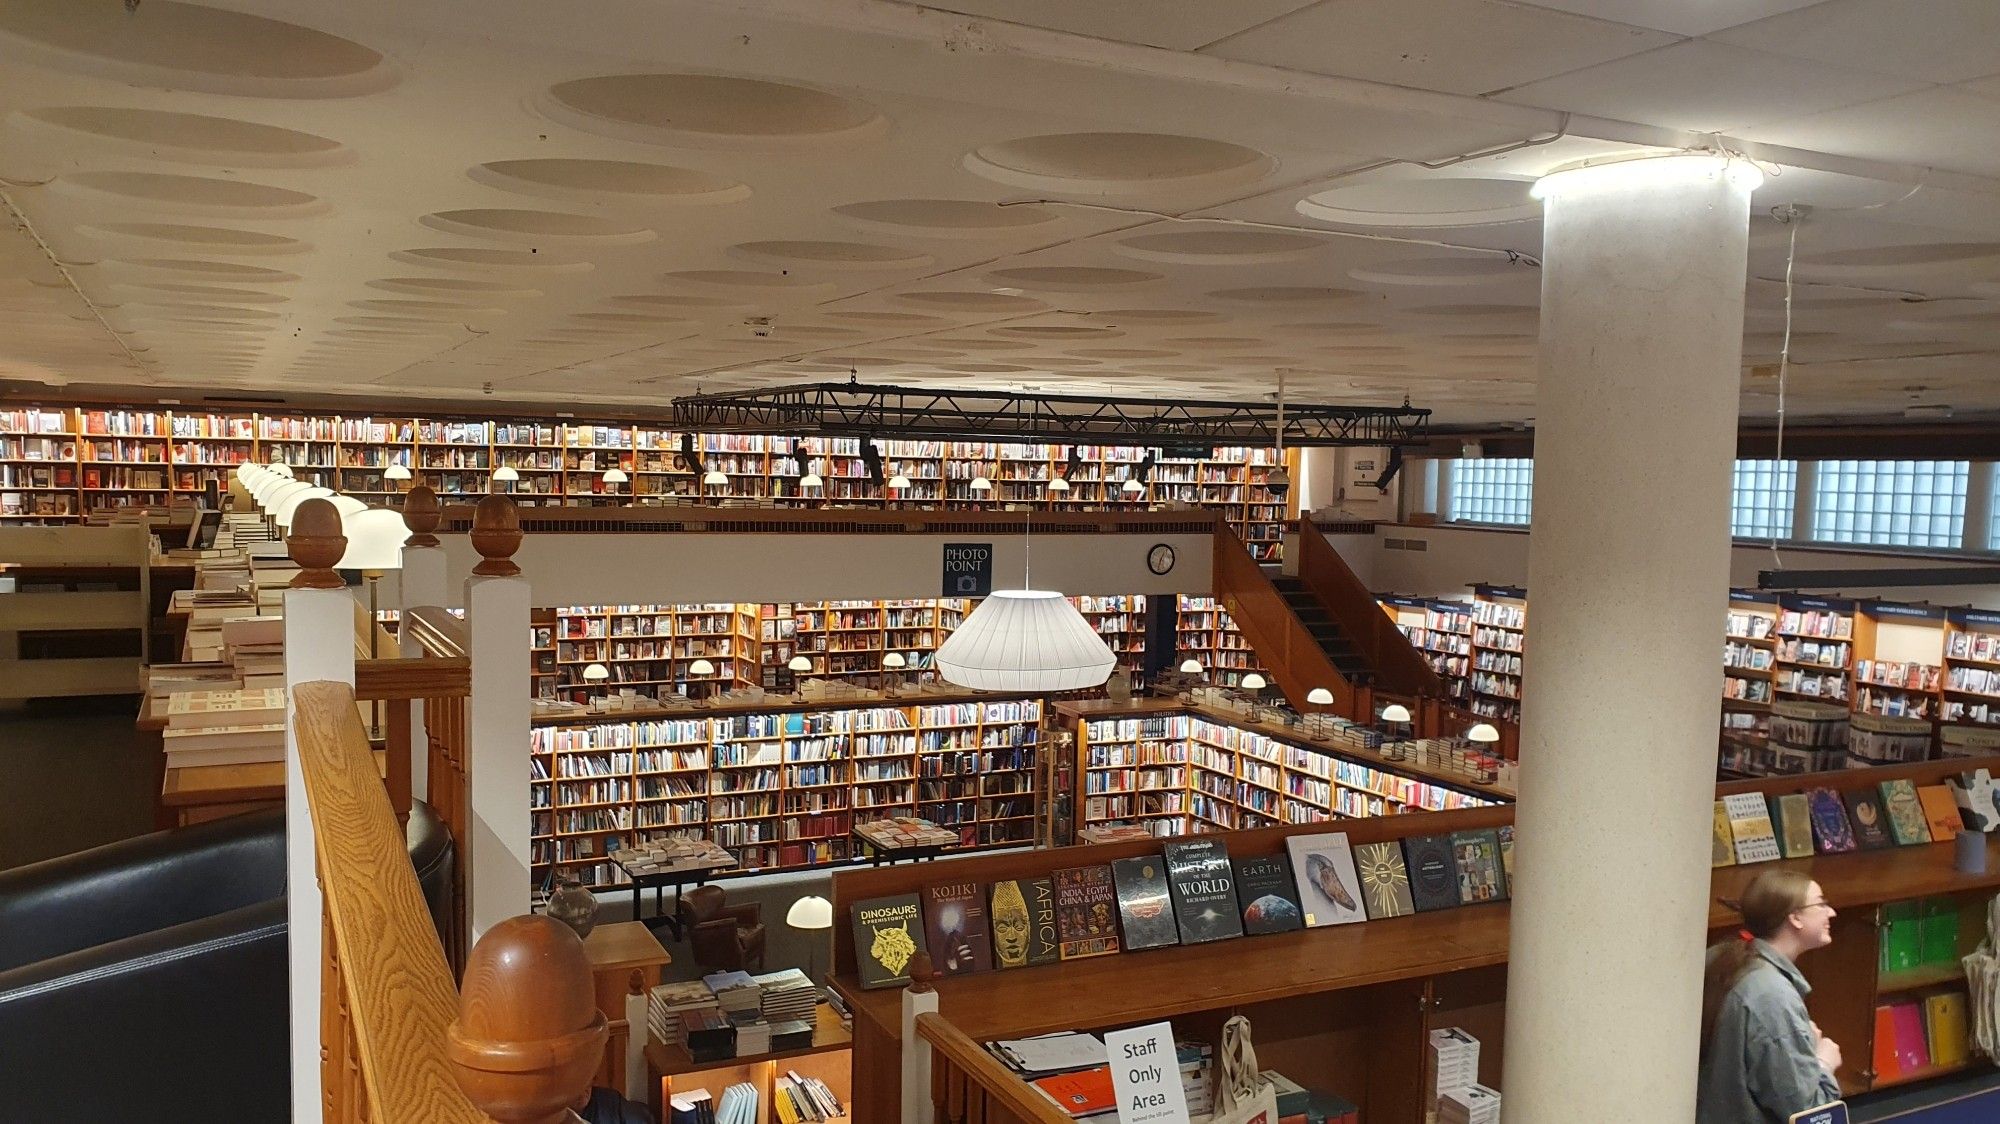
1147;543;1175;575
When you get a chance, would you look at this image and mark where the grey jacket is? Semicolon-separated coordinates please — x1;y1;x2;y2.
1696;940;1841;1124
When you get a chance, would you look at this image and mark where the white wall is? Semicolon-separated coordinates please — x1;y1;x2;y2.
1343;523;2000;609
392;530;1214;608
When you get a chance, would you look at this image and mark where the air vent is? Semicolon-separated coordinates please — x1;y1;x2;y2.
1405;539;1429;552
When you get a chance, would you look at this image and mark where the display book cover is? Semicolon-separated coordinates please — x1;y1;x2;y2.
1401;833;1463;912
1711;800;1736;869
922;881;993;976
1769;792;1816;859
1231;852;1304;935
1877;779;1934;846
1110;855;1181;951
1917;784;1965;841
1161;837;1245;944
989;877;1060;969
1053;864;1121;960
850;892;929;990
1947;768;2000;832
1285;832;1366;926
1804;787;1858;854
1450;828;1510;903
1844;787;1895;850
1351;840;1416;920
1720;792;1782;864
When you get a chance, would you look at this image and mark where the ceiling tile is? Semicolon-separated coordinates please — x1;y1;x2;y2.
1495;40;1927;132
1714;0;2000;84
1510;0;1826;36
1200;0;1676;97
1737;87;2000;178
912;0;1321;51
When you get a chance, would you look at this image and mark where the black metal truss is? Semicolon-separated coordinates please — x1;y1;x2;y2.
670;381;1429;448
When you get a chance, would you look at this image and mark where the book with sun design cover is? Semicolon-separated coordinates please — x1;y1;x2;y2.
851;893;928;990
1351;840;1416;920
1161;838;1244;944
1285;832;1366;927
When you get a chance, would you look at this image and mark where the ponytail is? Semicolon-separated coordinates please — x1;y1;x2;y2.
1700;871;1814;1050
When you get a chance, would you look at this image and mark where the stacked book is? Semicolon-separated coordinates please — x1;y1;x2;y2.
162;687;287;768
647;981;720;1048
666;1090;715;1124
852;815;958;849
1438;1084;1502;1124
731;1015;770;1057
772;1070;845;1122
1430;1028;1482;1111
704;970;763;1020
713;1083;758;1124
681;1009;734;1064
144;662;241;701
752;969;818;1023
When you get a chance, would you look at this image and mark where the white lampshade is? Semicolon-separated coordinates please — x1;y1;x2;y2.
274;486;335;530
602;467;628;484
888;473;913;490
786;895;834;931
583;662;610;682
492;465;519;482
234;464;256;483
1467;723;1502;744
689;658;716;676
1047;477;1070;493
328;495;368;519
383;463;412;481
703;469;727;487
1381;703;1413;724
1179;658;1203;674
336;507;410;570
934;590;1116;692
269;462;294;479
261;479;311;515
254;474;300;506
882;652;908;669
800;471;824;488
1241;672;1268;690
969;476;992;492
787;655;813;673
1306;687;1335;705
1121;476;1145;494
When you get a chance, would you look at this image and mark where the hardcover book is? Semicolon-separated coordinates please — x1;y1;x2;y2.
1917;785;1965;842
922;882;993;976
851;893;928;990
1948;769;2000;832
1878;779;1933;846
1771;793;1816;859
1285;833;1366;927
1053;865;1121;960
989;877;1059;968
1449;829;1509;903
1805;787;1857;854
1351;840;1416;920
1110;856;1180;951
1230;853;1303;935
1712;801;1737;868
164;687;285;730
1495;825;1516;885
1845;788;1894;850
1161;838;1244;944
1721;792;1782;864
1401;833;1462;913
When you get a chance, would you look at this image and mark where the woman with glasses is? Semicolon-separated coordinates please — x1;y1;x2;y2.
1697;869;1844;1123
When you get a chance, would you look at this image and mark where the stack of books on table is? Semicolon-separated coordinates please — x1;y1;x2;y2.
222;615;284;662
680;1009;734;1064
144;663;241;701
752;969;818;1023
772;1069;845;1121
162;688;287;768
647;980;719;1049
852;815;958;849
732;1015;770;1057
1438;1084;1501;1124
703;970;764;1021
1430;1028;1487;1117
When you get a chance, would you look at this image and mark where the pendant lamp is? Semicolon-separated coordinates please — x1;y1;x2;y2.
935;590;1115;692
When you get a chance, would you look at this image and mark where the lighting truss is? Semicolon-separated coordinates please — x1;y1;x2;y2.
670;381;1430;447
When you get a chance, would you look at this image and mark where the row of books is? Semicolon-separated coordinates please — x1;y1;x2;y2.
1712;772;1993;867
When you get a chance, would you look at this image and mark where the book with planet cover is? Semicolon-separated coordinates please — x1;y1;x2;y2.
1285;832;1366;927
922;881;992;976
1351;840;1415;920
989;877;1059;968
1806;787;1858;853
1230;853;1303;935
850;893;928;990
1878;779;1933;846
1111;856;1180;951
1161;838;1244;944
1402;833;1463;912
1449;828;1509;903
1053;864;1121;960
1845;787;1894;850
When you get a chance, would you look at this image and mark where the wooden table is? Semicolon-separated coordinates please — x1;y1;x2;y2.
643;1002;853;1120
583;921;672;1093
612;854;737;939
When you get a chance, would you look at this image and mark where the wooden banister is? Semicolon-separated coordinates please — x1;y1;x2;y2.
1296;523;1443;698
405;605;470;659
916;1011;1074;1124
1211;522;1358;715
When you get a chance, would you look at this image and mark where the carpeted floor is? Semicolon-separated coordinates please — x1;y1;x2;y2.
1855;1070;2000;1122
0;698;155;871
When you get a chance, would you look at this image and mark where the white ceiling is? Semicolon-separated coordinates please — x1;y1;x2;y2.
0;0;1998;427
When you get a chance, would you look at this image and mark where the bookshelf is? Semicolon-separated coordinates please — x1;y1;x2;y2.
530;694;1043;887
1468;584;1526;724
1944;607;2000;728
1381;595;1472;703
1853;601;1945;722
549;604;763;700
1774;595;1856;705
1720;590;1780;766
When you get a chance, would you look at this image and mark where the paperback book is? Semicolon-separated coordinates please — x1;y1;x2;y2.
1721;792;1782;864
1711;801;1736;868
1351;840;1416;920
850;893;928;990
1230;853;1304;935
1877;779;1932;846
1161;838;1244;944
1053;865;1121;960
1845;788;1894;850
1402;834;1463;912
922;881;992;976
1110;856;1180;951
1450;829;1509;903
1769;793;1816;860
1917;785;1964;842
1285;833;1366;927
989;877;1060;968
1805;787;1858;854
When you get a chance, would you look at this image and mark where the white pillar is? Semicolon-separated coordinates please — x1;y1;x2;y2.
464;510;532;941
398;537;448;801
281;503;358;1124
901;983;940;1124
1503;155;1758;1123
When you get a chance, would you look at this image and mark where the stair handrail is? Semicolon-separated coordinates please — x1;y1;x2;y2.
1211;522;1359;715
1295;522;1444;699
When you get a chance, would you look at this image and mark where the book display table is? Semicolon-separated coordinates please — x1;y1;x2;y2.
644;1002;853;1122
851;816;960;865
614;838;738;938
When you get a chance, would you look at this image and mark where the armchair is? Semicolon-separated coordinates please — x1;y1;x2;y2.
678;884;767;973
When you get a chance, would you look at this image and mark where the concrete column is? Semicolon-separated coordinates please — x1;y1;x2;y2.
1791;460;1819;543
1502;155;1758;1123
1962;462;1995;552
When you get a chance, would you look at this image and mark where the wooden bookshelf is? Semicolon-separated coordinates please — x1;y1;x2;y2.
548;604;763;701
1467;584;1526;724
1944;607;2000;728
529;693;1044;887
1381;595;1473;703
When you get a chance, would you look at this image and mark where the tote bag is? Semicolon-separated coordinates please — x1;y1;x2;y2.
1209;1015;1280;1124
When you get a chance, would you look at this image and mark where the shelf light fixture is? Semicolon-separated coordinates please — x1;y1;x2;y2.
383;463;412;482
1179;658;1203;675
601;467;628;484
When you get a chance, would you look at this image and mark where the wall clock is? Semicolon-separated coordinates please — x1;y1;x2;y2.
1147;543;1176;575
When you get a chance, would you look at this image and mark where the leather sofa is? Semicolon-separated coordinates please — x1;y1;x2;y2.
0;803;454;1123
678;884;767;974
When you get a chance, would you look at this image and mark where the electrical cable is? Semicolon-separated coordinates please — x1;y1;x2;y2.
1769;209;1802;574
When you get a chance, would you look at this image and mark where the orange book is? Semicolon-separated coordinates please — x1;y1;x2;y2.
1918;785;1964;841
1031;1066;1115;1118
1873;1004;1900;1082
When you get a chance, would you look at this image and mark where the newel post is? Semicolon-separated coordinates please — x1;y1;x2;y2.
399;484;447;800
448;915;607;1124
282;499;356;1123
901;951;941;1124
465;495;532;941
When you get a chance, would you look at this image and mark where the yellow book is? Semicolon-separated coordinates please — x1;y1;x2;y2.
1925;992;1969;1069
1712;801;1737;868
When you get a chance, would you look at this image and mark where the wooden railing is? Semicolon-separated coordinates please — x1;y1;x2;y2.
1211;522;1360;716
917;1011;1072;1124
1296;522;1443;699
403;604;474;970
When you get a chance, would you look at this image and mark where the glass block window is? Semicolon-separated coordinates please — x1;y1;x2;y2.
1448;458;1534;526
1731;459;1798;540
1811;460;1968;549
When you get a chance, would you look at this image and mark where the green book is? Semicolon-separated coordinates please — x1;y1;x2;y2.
1882;901;1923;974
1878;779;1933;846
1769;793;1816;860
1920;897;1960;967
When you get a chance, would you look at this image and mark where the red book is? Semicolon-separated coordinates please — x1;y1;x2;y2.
1873;1004;1900;1081
1031;1066;1114;1118
1892;1002;1931;1073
